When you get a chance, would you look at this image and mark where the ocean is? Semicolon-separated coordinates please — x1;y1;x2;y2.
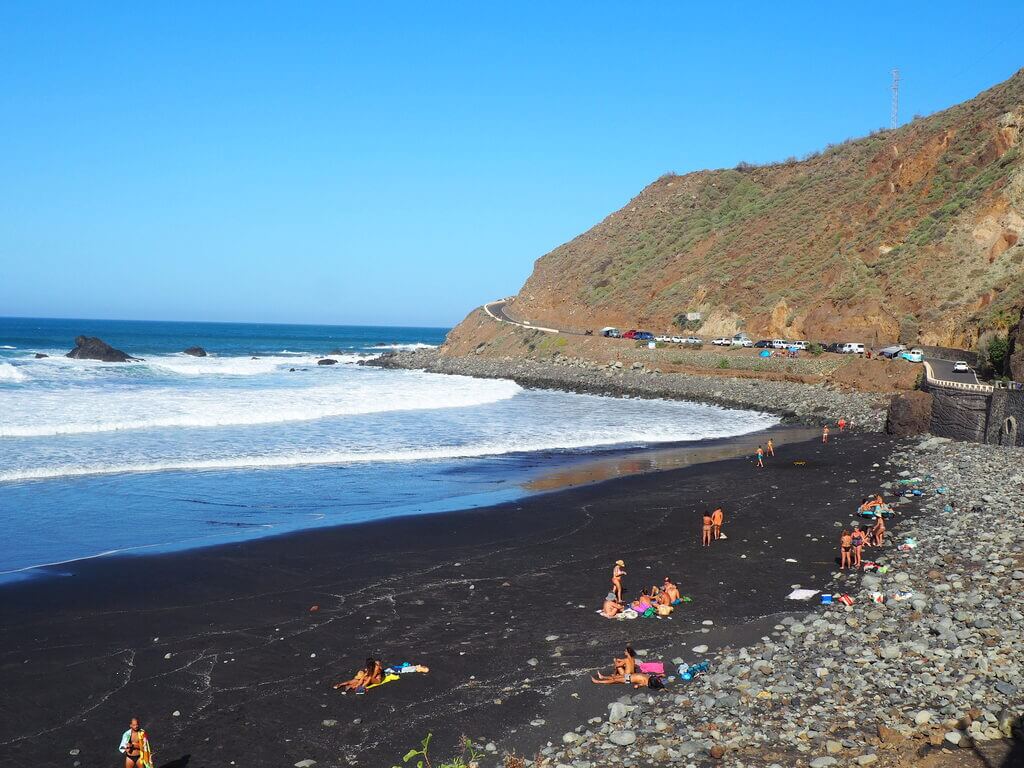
0;317;778;582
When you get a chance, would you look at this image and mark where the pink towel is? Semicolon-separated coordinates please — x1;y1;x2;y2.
637;661;664;675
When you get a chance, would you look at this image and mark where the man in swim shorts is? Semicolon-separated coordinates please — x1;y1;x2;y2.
119;717;153;768
756;445;765;468
822;425;830;444
711;507;724;540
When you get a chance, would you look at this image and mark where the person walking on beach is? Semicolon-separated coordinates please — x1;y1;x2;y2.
119;717;154;768
702;511;713;547
766;438;775;457
839;530;852;569
838;417;847;432
755;445;765;468
851;524;866;569
711;507;724;540
611;560;626;602
822;425;830;444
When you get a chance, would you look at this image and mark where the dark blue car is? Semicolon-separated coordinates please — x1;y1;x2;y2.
635;331;654;341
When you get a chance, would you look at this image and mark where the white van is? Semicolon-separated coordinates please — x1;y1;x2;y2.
840;343;865;354
771;339;788;349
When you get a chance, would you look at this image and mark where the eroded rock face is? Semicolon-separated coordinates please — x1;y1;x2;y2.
183;346;207;357
65;336;139;362
885;391;934;437
1007;308;1024;381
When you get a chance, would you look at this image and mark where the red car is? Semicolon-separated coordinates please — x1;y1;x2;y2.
622;330;639;339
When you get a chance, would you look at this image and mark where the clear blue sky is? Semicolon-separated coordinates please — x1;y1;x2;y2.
1;3;1021;327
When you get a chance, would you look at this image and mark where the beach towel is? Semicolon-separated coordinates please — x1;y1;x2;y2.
364;673;401;690
786;589;819;601
637;661;665;675
119;729;154;768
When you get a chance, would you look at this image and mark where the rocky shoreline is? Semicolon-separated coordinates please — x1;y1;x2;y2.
366;349;891;431
505;438;1024;768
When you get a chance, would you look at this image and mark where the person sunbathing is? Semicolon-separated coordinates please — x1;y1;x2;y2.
613;646;637;676
334;657;383;691
859;494;885;515
600;592;623;618
630;589;653;614
662;578;681;604
591;671;662;689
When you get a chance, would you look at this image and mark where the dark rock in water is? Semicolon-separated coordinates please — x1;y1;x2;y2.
885;391;933;437
251;356;259;360
328;348;345;355
289;368;296;372
34;353;48;359
183;346;207;357
317;358;338;366
65;336;139;363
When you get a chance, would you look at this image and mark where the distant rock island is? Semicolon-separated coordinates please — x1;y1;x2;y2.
65;336;140;362
183;346;207;357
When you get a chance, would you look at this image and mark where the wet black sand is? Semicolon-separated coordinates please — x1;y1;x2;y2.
0;430;907;768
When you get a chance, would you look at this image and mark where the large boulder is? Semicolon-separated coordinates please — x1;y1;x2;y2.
317;358;338;366
183;346;207;357
65;336;140;362
885;391;933;437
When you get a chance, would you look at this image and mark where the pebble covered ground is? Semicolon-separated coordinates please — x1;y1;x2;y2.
495;437;1024;768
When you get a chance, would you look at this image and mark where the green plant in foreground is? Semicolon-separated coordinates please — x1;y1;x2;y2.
717;358;730;369
394;733;484;768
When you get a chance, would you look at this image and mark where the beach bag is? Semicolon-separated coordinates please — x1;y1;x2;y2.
642;607;656;618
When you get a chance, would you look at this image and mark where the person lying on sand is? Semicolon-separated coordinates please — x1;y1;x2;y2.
630;589;653;614
702;512;713;547
600;592;623;618
614;646;637;676
711;507;724;540
839;530;852;569
333;657;383;691
591;671;664;689
662;578;681;604
612;560;626;602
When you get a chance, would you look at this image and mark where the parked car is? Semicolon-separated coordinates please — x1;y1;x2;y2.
711;337;731;346
600;327;621;338
879;344;906;359
733;338;754;347
824;342;843;353
754;340;773;348
655;335;673;343
683;336;703;345
839;343;865;354
669;336;684;344
635;331;654;341
952;361;971;373
622;330;639;339
771;339;788;349
789;340;809;351
899;349;923;363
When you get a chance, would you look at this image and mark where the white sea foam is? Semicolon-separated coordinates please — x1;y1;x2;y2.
0;418;772;483
0;363;27;382
145;353;368;377
366;342;438;351
0;345;15;349
0;370;522;437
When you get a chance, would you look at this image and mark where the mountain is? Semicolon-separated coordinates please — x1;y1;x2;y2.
485;69;1024;348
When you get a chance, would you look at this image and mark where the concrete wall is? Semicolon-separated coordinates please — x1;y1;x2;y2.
924;383;1024;447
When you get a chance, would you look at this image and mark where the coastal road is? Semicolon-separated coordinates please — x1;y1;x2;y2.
924;357;982;385
483;299;566;334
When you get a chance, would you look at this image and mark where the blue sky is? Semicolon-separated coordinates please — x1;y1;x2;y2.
1;3;1021;327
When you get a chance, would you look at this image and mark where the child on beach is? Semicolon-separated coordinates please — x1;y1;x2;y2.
612;560;626;602
839;530;852;569
851;524;865;568
711;507;724;540
766;438;775;456
756;445;765;468
702;512;713;547
822;425;830;444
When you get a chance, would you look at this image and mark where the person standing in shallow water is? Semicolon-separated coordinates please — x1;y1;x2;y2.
611;560;626;602
119;717;153;768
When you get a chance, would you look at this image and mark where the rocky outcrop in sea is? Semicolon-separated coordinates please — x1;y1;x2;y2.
65;335;139;362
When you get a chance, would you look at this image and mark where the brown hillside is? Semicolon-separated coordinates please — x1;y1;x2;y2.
503;69;1024;347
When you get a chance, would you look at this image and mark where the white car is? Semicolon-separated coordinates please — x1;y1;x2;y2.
686;336;703;345
711;337;731;346
655;335;673;343
952;361;971;373
790;340;809;350
732;338;754;347
771;339;788;349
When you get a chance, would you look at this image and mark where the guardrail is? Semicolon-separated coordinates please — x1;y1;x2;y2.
922;361;994;393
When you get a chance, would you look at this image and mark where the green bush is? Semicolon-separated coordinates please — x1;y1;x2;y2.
394;733;483;768
808;342;824;356
717;358;730;369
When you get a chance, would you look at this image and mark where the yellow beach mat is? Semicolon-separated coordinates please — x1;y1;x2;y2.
364;673;401;690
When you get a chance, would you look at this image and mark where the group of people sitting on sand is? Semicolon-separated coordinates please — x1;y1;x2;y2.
333;657;429;694
601;562;684;619
591;645;665;689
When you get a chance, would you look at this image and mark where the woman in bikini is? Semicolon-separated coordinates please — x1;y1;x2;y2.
611;560;626;602
613;646;637;676
850;525;866;568
870;514;886;547
333;657;383;691
119;717;153;768
702;512;713;547
839;530;852;569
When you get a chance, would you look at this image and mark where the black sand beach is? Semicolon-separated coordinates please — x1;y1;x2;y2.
0;430;908;768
